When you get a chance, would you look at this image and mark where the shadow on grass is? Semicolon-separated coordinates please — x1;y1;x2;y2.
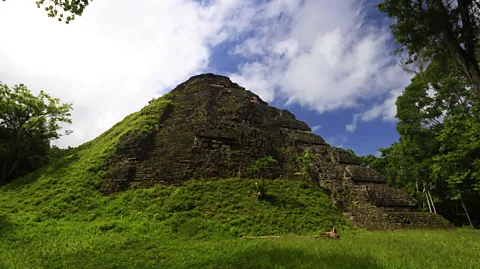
34;233;383;269
3;153;80;189
260;193;291;207
195;246;384;269
0;214;13;235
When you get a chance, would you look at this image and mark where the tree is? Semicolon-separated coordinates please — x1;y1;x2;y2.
378;0;480;99
0;82;73;185
430;96;480;227
384;58;480;225
1;0;91;23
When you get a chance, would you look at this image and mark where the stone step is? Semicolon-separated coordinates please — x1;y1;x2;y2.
343;204;453;230
379;206;417;212
386;212;454;229
348;184;417;207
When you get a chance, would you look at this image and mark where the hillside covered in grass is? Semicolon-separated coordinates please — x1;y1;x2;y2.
0;177;348;237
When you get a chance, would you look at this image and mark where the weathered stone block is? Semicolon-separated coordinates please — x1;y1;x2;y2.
329;147;363;165
345;165;387;183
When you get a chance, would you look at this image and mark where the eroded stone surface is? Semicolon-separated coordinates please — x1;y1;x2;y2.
103;73;452;230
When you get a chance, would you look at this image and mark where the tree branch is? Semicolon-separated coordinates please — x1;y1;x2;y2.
431;0;480;98
458;0;476;56
474;0;480;12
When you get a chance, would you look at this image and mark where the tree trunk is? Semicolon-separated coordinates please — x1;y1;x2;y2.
5;159;19;182
432;0;480;99
460;198;474;228
427;190;437;214
444;33;480;99
0;161;7;186
424;188;432;213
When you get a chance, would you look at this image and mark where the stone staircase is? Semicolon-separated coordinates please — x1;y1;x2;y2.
310;146;454;230
341;178;454;230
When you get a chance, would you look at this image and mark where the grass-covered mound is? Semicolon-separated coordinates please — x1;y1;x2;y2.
0;90;347;236
0;177;347;237
0;92;173;222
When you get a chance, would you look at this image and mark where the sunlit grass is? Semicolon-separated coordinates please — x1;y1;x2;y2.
1;224;478;268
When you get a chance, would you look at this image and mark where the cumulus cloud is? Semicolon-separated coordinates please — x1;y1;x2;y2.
345;114;360;133
311;125;322;132
345;88;403;132
325;136;348;148
230;0;412;125
0;0;256;147
362;88;403;121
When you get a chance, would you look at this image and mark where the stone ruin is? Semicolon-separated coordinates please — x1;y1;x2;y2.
104;73;452;230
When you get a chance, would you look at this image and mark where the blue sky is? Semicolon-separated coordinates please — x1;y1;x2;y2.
0;0;413;156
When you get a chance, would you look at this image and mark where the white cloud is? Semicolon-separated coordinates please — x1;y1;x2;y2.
311;125;322;132
362;88;403;122
0;0;255;148
231;0;412;118
345;114;360;133
325;136;347;149
229;62;277;103
345;87;403;132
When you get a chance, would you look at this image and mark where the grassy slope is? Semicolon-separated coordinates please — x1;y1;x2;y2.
0;88;346;234
0;90;350;267
0;92;176;224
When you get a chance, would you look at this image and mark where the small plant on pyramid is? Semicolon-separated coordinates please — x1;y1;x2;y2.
295;149;313;184
248;155;277;198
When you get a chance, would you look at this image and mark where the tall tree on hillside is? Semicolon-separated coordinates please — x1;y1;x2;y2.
0;82;72;185
378;0;480;98
1;0;91;23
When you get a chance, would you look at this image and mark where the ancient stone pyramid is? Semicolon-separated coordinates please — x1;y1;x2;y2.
104;73;452;230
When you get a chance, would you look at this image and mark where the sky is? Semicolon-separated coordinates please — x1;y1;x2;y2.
0;0;414;156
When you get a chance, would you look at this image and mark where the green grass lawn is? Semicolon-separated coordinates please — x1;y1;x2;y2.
1;175;478;268
1;223;478;269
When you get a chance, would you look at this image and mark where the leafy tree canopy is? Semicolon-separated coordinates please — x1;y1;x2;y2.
378;0;480;99
353;57;480;226
1;0;92;23
0;82;73;185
